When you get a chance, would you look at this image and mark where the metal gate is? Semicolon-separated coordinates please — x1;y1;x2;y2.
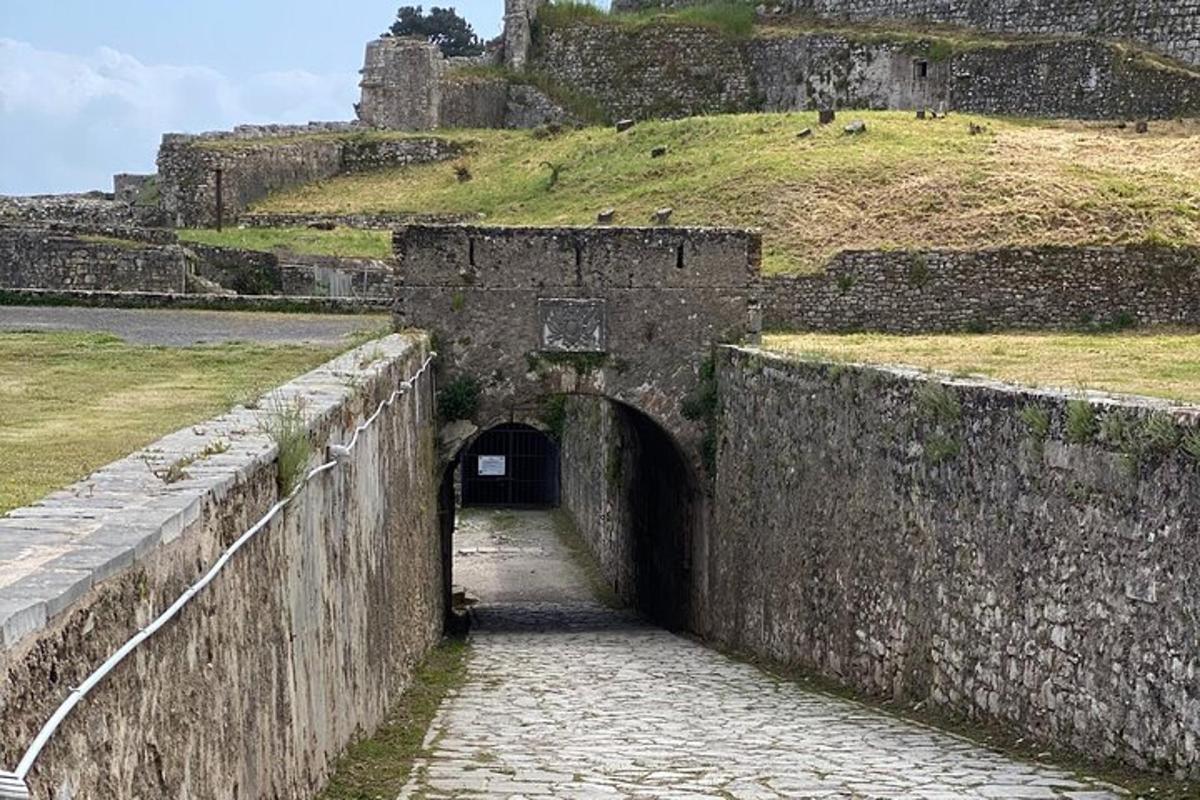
461;424;560;508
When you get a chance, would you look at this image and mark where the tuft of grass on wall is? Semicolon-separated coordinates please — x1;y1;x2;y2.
1183;428;1200;462
261;395;313;495
437;375;481;421
1065;399;1097;444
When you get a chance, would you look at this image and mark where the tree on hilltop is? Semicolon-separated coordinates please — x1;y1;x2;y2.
388;5;484;57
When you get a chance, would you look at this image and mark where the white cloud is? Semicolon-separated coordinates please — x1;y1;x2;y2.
0;39;358;194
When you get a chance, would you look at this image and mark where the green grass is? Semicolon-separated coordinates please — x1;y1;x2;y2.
317;637;468;800
762;330;1200;403
178;227;392;260
253;113;1200;274
539;0;757;38
0;330;371;514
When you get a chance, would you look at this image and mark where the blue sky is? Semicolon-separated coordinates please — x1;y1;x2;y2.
0;0;505;195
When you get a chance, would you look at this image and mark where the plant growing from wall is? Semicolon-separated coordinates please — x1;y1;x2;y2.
907;253;931;288
1018;404;1050;456
924;433;961;464
1183;428;1200;463
1141;412;1182;455
680;355;721;476
1064;400;1097;444
262;397;312;496
437;375;481;421
540;393;568;442
912;382;961;465
915;382;960;424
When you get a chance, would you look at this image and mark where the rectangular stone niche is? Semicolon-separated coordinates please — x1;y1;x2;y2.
538;298;607;353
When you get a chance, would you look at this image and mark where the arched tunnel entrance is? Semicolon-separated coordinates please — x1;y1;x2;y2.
437;398;700;632
461;423;560;508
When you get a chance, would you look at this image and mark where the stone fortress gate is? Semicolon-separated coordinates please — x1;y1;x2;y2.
394;223;761;468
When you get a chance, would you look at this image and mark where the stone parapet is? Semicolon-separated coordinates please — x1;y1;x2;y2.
0;335;440;798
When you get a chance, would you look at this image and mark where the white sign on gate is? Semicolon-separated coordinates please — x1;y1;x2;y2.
477;455;506;476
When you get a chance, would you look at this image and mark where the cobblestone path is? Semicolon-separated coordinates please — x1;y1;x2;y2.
401;509;1124;799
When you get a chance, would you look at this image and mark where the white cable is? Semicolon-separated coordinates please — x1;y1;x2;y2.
5;352;435;788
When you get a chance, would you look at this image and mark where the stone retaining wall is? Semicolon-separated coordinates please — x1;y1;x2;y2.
0;226;190;294
609;0;1200;67
793;0;1200;67
708;348;1200;778
0;335;441;798
532;21;1200;120
760;245;1200;332
157;133;460;228
0;194;167;228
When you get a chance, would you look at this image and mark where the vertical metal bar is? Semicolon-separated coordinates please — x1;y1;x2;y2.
214;167;224;231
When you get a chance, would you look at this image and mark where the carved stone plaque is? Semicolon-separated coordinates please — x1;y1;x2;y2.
537;298;607;352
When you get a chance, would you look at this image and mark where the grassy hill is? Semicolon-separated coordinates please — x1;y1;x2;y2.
231;112;1200;273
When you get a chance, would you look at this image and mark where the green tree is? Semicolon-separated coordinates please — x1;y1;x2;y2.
388;5;484;57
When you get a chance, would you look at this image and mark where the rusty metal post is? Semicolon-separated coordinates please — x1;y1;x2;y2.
214;167;224;231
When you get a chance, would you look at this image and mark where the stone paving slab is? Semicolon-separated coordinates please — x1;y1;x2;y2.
402;510;1127;800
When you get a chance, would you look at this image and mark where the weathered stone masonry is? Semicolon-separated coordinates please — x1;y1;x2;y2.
0;226;190;294
393;224;759;468
793;0;1200;68
0;336;442;799
613;0;1200;68
157;130;460;228
707;349;1200;778
759;245;1200;332
533;22;1200;120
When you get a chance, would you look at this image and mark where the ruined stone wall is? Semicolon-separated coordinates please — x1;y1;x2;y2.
610;0;1200;67
534;23;754;120
157;132;459;228
760;245;1200;332
0;226;190;293
531;22;1200;119
187;242;283;296
157;135;343;228
0;336;442;799
793;0;1200;67
709;347;1200;778
358;38;445;130
0;193;167;228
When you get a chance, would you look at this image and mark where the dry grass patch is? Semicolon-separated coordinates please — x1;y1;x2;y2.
0;332;349;514
762;330;1200;403
254;112;1200;273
